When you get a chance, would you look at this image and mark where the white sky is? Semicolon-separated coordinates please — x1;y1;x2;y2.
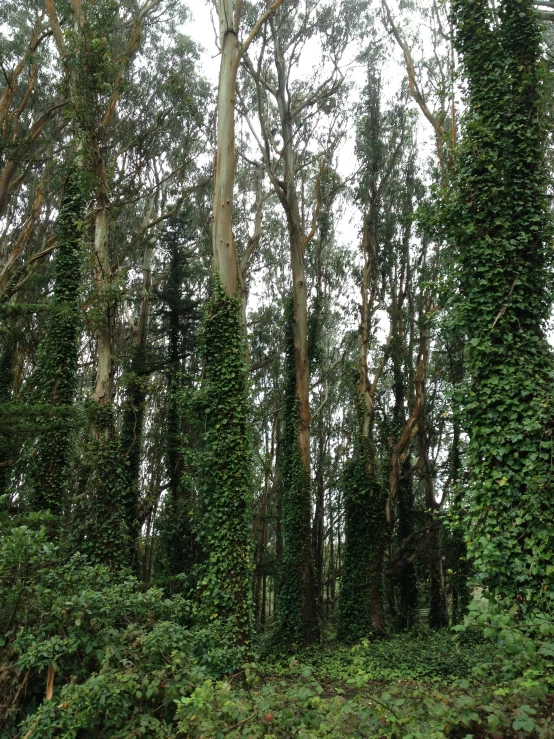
187;2;220;86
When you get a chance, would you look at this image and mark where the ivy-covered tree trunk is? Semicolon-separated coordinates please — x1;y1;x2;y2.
76;167;130;567
197;280;253;643
449;0;554;612
27;165;87;520
55;4;136;569
201;0;255;637
267;12;319;646
76;164;130;567
338;402;386;641
207;0;283;644
275;298;319;647
338;186;388;640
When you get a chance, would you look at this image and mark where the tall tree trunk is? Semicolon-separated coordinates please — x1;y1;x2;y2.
275;297;318;646
75;137;129;568
213;0;241;298
204;0;284;645
313;421;325;613
271;15;319;648
338;210;387;640
390;164;418;630
450;0;554;613
28;164;87;521
90;154;113;419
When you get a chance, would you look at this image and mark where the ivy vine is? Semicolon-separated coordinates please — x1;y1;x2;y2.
447;0;554;612
194;277;253;645
274;296;319;648
338;396;387;642
27;163;88;520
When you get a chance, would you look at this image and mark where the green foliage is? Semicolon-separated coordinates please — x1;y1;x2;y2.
26;165;88;518
274;296;319;649
447;0;554;612
170;630;553;738
338;399;386;642
71;405;131;568
2;525;553;738
0;524;242;737
194;277;253;645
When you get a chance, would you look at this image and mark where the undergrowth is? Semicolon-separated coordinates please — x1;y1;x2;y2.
1;524;553;738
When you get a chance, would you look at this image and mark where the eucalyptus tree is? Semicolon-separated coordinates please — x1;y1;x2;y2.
246;204;292;627
238;0;356;647
200;0;284;645
382;152;421;630
306;167;348;614
38;0;158;563
0;1;65;232
0;2;67;496
30;0;212;566
338;72;414;640
448;0;554;613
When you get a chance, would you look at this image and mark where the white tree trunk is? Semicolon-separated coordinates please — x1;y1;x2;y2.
213;0;241;297
91;205;113;409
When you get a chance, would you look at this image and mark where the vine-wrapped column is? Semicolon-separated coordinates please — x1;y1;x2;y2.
28;165;87;520
448;0;554;611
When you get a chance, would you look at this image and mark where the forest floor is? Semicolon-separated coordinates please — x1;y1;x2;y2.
175;629;554;738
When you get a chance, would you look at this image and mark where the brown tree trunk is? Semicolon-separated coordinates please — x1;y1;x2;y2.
213;0;284;296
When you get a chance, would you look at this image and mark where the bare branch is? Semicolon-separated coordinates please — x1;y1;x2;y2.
381;0;446;174
241;0;286;58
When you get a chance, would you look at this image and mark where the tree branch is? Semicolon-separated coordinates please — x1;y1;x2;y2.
241;0;286;58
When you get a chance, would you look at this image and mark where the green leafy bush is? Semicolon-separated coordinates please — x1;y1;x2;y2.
3;527;553;738
0;525;245;736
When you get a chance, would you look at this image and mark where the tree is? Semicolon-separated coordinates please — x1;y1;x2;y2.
239;0;352;647
199;0;284;646
448;0;554;612
26;162;88;524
